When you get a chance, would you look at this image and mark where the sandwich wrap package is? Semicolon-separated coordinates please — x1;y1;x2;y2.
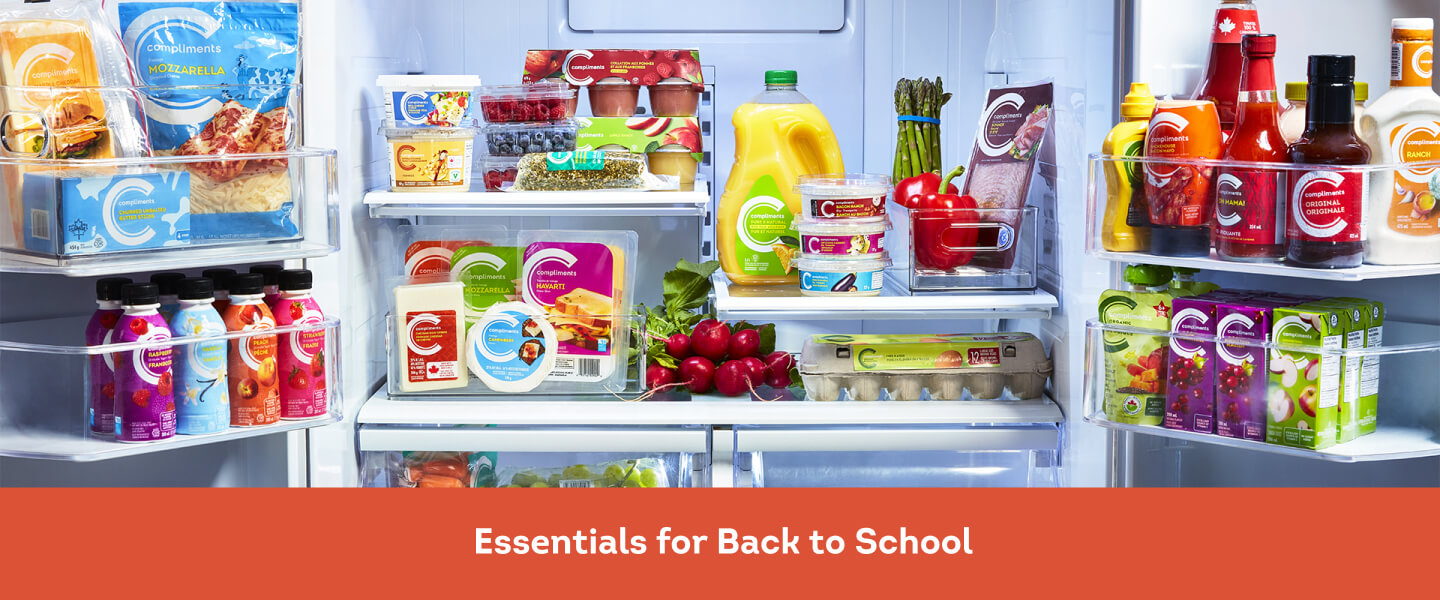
0;0;143;248
117;0;301;241
960;80;1054;269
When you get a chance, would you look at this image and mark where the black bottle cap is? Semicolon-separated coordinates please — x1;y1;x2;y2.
201;268;237;290
176;277;215;300
1309;54;1355;82
121;283;160;306
149;272;186;296
249;264;284;286
228;272;265;295
95;277;132;301
278;269;312;291
1306;55;1357;126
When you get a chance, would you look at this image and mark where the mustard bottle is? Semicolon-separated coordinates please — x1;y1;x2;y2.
1101;83;1156;252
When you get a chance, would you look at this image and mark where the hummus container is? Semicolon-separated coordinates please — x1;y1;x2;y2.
795;256;889;297
383;125;477;192
647;80;700;116
795;173;892;221
645;147;698;191
377;74;481;127
482;119;577;156
588;79;640;117
480;155;520;191
478;81;574;123
798;333;1053;402
796;219;888;257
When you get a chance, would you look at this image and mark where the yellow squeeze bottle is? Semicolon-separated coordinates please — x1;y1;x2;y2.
1101;83;1156;252
718;70;845;285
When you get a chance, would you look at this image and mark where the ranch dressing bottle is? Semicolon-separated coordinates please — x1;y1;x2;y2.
1359;18;1440;265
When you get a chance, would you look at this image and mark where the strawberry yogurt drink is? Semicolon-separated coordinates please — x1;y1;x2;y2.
273;269;327;419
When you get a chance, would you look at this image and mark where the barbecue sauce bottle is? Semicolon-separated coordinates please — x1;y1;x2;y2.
1286;55;1370;268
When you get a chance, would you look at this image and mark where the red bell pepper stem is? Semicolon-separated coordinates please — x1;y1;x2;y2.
939;165;966;195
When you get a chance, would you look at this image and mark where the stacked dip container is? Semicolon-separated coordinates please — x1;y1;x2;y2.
475;81;579;190
793;174;894;297
376;75;484;193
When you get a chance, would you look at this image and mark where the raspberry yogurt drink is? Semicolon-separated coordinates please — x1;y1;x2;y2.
169;277;229;435
112;283;177;443
273;269;327;419
223;273;280;427
86;277;131;435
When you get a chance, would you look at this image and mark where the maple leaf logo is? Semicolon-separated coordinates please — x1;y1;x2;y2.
1218;17;1236;34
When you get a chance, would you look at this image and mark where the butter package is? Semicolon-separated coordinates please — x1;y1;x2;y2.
518;230;637;385
22;170;191;255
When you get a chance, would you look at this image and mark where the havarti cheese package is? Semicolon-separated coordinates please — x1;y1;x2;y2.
518;230;637;388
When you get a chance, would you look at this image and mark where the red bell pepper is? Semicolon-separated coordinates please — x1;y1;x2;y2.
912;165;979;270
893;170;957;209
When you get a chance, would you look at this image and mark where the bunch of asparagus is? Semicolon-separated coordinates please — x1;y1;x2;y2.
893;77;951;181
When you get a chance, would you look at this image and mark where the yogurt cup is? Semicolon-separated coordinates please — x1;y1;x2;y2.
795;219;888;257
795;256;890;297
795;173;892;221
382;125;476;192
377;74;481;127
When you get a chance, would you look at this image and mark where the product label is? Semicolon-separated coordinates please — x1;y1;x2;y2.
87;309;123;434
225;302;279;426
847;341;1004;372
468;308;553;384
1165;299;1217;433
1214;167;1284;244
113;314;177;442
406;310;460;383
1385;121;1440;235
1144;105;1221;227
523;49;704;87
392;138;471;188
1098;290;1174;426
735;175;799;276
453;245;519;319
275;298;326;419
1267;309;1342;449
798;267;884;294
543;151;605;171
807;195;886;219
575;117;702;153
1210;8;1260;44
1288;169;1366;242
1121;139;1150;227
23;171;192;256
521;241;621;381
1391;37;1433;86
170;305;229;435
800;232;884;256
391;90;473;127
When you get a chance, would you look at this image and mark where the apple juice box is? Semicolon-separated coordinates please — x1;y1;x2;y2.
1164;296;1224;433
1304;299;1365;443
1267;304;1344;449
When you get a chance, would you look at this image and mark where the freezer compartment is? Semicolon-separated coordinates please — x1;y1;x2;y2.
733;423;1061;487
0;315;342;461
907;206;1039;290
1085;154;1440;279
358;424;709;488
1082;319;1440;462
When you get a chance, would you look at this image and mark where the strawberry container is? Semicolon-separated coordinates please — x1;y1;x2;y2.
478;82;575;123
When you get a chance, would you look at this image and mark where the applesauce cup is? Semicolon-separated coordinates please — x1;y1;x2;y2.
648;80;700;116
646;147;698;191
588;78;640;117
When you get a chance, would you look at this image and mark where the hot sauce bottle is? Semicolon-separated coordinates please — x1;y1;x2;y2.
1217;34;1288;262
1192;0;1261;137
1287;55;1370;269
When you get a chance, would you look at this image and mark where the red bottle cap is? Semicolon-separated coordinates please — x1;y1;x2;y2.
1241;34;1275;56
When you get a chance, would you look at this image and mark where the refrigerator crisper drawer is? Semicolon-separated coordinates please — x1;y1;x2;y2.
732;423;1062;488
357;424;709;488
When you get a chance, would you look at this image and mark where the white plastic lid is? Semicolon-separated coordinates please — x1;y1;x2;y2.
379;123;478;138
376;74;483;89
795;219;889;235
467;302;557;393
1393;18;1433;30
794;173;893;197
793;256;892;272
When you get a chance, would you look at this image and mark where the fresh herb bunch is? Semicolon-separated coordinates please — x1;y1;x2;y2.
892;76;951;182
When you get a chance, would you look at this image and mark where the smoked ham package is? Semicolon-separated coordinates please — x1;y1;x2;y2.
960;80;1054;269
117;1;301;242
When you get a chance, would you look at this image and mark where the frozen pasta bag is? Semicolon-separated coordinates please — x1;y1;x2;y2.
116;0;302;243
510;151;678;192
0;0;145;248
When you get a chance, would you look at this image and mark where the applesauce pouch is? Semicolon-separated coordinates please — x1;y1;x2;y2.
1098;266;1185;426
224;295;279;426
1268;304;1342;449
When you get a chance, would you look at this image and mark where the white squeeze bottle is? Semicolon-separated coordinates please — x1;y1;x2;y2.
1360;18;1440;265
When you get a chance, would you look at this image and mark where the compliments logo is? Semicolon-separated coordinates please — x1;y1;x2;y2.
978;93;1025;157
1143;112;1191;184
1215;173;1244;226
1291;171;1350;238
1170;308;1208;358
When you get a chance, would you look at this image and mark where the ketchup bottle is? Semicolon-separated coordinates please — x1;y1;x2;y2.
1192;0;1261;137
1216;34;1288;262
1286;55;1370;269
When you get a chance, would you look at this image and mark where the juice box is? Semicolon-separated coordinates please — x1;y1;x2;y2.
1097;284;1178;426
1214;302;1274;441
1267;304;1343;449
1306;299;1366;443
113;312;177;442
1165;297;1221;433
1358;300;1382;435
22;170;190;255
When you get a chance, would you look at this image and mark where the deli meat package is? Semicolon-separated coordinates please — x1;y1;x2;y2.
117;1;301;242
960;80;1054;269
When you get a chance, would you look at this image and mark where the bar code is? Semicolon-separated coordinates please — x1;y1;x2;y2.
1391;42;1402;81
578;358;600;377
559;479;592;488
29;209;49;240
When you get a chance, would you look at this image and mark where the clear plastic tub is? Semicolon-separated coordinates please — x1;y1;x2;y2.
376;74;481;127
645;147;697;191
479;155;520;191
907;206;1038;291
588;79;640;117
794;256;890;297
795;173;892;221
648;80;700;117
478;82;574;123
798;333;1052;401
481;120;577;156
796;219;888;257
381;125;477;192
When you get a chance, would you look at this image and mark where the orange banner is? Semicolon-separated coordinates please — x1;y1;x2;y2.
1;488;1436;596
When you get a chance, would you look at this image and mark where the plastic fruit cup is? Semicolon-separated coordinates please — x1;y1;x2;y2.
646;147;698;191
648;81;700;116
588;80;640;117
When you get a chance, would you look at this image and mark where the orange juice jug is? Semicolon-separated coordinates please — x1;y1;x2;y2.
718;70;845;285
